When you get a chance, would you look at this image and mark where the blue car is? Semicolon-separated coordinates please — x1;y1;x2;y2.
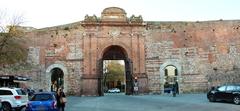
26;92;58;111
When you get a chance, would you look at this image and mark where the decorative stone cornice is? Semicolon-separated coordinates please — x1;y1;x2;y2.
82;7;146;27
84;14;98;23
129;15;143;24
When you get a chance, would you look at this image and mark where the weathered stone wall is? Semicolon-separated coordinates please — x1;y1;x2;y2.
145;20;240;93
3;20;240;95
64;61;83;95
2;7;240;95
21;23;85;94
2;20;240;95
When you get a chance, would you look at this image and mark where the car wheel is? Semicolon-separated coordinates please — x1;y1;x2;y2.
2;102;12;111
233;96;240;105
208;95;216;102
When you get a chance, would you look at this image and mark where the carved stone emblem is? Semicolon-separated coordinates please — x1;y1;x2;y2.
109;28;120;37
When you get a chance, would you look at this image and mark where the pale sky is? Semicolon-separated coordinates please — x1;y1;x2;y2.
0;0;240;29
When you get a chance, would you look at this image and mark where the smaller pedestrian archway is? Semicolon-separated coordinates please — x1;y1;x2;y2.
46;63;68;93
160;61;181;94
51;68;64;92
164;65;179;94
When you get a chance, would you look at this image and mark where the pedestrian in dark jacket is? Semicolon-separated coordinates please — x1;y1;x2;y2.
172;84;176;97
57;88;66;111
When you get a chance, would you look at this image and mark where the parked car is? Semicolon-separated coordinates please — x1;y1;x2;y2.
0;98;2;111
25;92;58;111
26;88;35;98
0;87;28;111
108;88;120;93
164;88;172;93
207;84;240;105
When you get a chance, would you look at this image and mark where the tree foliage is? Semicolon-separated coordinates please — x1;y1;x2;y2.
0;11;27;67
104;61;125;82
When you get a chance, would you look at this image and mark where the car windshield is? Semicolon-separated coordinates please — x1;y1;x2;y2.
31;94;53;101
16;89;27;95
217;86;226;92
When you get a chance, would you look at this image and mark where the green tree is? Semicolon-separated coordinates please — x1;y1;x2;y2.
104;60;125;86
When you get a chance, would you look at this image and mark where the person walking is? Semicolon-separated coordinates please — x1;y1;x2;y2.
57;88;66;111
172;84;176;97
175;82;179;94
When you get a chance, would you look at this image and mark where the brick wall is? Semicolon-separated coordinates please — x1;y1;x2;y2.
145;20;240;93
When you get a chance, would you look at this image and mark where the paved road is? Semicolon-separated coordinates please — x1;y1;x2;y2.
65;93;239;111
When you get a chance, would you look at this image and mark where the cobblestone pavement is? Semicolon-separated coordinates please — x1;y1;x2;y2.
65;93;239;111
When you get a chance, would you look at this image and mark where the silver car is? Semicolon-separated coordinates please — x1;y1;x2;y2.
0;87;28;111
0;98;2;111
108;88;120;93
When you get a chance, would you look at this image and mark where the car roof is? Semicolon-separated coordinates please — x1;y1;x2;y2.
34;92;56;95
0;87;22;90
222;84;240;86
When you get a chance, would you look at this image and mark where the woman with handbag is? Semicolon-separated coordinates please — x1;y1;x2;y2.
57;88;66;111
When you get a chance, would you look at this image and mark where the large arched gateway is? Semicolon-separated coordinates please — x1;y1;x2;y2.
98;45;133;96
80;7;148;96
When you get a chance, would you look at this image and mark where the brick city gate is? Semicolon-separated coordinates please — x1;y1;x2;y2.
80;7;148;96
